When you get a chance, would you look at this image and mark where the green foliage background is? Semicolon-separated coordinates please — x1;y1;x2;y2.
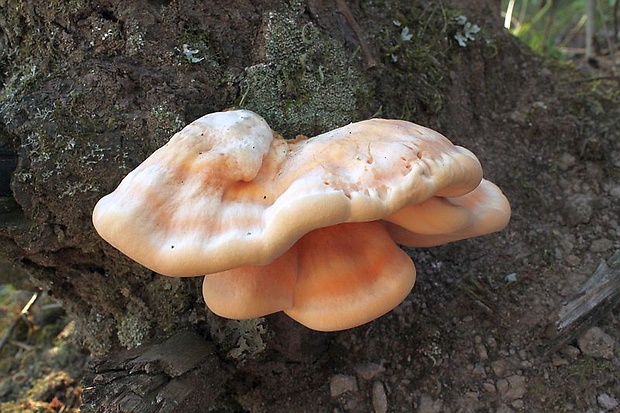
501;0;618;57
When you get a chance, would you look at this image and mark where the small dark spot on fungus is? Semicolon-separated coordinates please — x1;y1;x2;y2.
171;245;174;249
263;195;267;199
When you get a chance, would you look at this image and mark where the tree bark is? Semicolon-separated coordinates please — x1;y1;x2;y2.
0;0;515;353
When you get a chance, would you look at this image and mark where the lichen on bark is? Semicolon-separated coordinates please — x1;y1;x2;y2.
239;10;369;137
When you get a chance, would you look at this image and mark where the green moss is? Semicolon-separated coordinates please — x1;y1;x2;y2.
145;277;196;335
239;11;369;137
116;301;152;349
0;357;17;376
373;3;464;118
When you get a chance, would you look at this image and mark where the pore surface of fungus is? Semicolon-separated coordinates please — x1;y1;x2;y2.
93;109;510;331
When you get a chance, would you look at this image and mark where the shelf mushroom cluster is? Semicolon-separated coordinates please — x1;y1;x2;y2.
92;109;510;331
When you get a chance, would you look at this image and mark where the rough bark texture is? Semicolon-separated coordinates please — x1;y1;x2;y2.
0;0;513;353
1;0;619;411
81;330;232;412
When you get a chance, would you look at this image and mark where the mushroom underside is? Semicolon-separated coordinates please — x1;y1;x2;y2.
202;221;416;331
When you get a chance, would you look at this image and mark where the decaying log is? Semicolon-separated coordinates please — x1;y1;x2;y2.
546;250;620;353
81;330;231;413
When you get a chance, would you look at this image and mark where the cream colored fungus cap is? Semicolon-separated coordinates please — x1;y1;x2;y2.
93;110;491;277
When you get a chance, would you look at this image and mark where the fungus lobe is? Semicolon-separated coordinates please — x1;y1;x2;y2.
93;109;510;331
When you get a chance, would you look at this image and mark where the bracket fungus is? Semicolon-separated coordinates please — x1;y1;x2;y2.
93;109;510;331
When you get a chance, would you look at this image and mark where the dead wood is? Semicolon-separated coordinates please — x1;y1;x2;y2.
81;330;232;413
546;250;620;354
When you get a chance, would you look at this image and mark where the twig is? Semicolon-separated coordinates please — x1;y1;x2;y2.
596;0;618;71
0;292;39;351
545;250;620;355
566;75;620;83
10;340;36;351
334;0;378;68
585;0;595;60
614;0;619;40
